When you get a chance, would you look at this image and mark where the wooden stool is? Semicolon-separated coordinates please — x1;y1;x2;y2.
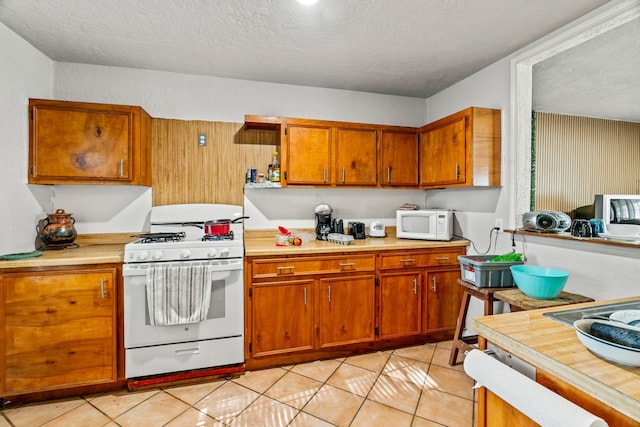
494;288;594;312
448;279;515;366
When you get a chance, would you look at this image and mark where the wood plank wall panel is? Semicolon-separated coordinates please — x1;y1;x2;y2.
534;112;640;214
152;119;277;206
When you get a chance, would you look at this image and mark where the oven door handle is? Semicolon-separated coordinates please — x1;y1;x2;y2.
174;346;201;356
123;260;243;276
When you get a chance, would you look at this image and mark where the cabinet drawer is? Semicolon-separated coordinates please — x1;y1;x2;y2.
379;253;431;269
426;251;462;266
379;249;464;269
252;254;375;279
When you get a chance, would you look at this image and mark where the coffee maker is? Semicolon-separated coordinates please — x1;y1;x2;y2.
314;203;333;240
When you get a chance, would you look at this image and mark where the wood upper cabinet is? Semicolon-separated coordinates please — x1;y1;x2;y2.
29;99;152;185
380;129;419;187
335;126;377;186
317;275;375;348
278;116;418;187
419;107;501;188
284;120;332;185
424;269;463;333
250;279;314;357
1;266;118;397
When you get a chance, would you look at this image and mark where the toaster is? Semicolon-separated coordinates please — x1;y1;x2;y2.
369;221;386;238
348;221;366;239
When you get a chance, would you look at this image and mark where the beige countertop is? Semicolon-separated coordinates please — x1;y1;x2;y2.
0;233;136;269
244;233;469;257
473;296;640;422
0;231;470;269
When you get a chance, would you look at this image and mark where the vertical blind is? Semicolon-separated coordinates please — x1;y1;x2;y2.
534;112;640;214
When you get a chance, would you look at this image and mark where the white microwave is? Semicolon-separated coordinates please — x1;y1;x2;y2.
396;209;453;241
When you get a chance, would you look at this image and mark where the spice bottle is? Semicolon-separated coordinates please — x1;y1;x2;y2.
271;151;281;182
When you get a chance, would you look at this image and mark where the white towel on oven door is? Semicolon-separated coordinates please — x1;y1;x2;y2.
146;264;213;326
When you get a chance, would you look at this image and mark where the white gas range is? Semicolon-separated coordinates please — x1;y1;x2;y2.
123;204;245;380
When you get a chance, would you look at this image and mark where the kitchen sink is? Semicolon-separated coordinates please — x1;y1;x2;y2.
543;299;640;326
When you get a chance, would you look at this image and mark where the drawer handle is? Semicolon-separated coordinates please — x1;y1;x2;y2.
339;262;355;269
277;266;295;273
434;257;450;261
400;258;416;263
175;347;200;356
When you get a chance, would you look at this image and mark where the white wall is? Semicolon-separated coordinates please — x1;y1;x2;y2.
53;63;427;127
425;59;514;256
423;9;640;331
0;22;54;255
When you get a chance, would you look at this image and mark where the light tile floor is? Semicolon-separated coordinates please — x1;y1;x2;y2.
0;341;476;427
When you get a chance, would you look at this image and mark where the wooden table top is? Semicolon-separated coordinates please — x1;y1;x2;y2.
494;288;594;311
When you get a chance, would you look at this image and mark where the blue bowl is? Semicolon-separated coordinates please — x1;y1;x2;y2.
510;265;569;300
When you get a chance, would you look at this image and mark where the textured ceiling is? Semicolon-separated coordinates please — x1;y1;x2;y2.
0;0;612;100
533;16;640;122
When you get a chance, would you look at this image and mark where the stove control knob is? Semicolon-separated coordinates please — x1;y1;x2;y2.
180;249;191;259
138;251;149;261
152;250;163;260
207;248;218;258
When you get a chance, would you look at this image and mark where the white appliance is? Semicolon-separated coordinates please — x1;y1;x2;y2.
396;209;453;241
123;204;245;379
369;221;386;237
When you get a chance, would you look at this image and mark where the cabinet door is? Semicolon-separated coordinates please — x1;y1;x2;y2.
380;129;419;187
285;123;332;185
30;104;131;182
251;280;314;357
378;271;422;340
2;268;117;395
335;127;377;186
318;275;375;348
424;269;463;333
419;116;467;186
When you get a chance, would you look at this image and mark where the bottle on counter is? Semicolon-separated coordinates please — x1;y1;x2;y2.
271;151;280;182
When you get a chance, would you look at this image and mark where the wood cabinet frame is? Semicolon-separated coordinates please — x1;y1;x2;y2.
0;264;125;404
245;246;466;370
29;99;152;185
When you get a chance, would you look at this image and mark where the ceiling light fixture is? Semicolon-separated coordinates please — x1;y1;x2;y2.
296;0;319;5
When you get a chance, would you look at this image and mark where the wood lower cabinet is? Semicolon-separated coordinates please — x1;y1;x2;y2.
424;269;463;332
378;271;423;340
1;266;119;399
246;254;376;368
378;248;465;341
318;275;375;348
251;280;314;357
29;99;152;185
246;245;466;369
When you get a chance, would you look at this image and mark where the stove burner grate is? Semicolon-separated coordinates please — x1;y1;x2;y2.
202;231;234;241
133;232;186;244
